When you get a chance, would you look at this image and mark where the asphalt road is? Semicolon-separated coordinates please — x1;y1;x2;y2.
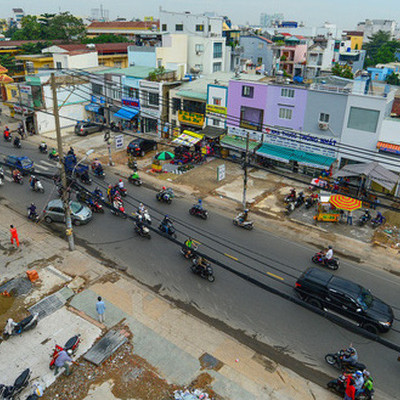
1;139;400;397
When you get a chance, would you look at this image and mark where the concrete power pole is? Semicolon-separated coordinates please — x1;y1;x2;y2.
50;73;75;251
242;132;250;209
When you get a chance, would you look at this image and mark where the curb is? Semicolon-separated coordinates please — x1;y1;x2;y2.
289;218;328;233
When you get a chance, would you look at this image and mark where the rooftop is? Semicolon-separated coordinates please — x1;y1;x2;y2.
87;21;159;30
93;65;173;79
49;43;131;54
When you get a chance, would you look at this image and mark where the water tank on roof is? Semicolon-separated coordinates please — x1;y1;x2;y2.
276;70;284;83
86;43;95;49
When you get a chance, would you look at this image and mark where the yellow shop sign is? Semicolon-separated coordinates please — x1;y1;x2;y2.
206;104;227;115
178;110;205;126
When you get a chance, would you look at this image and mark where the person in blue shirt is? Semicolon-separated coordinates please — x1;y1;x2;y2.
96;296;106;323
54;350;72;376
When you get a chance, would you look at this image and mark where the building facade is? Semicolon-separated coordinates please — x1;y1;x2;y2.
240;36;274;74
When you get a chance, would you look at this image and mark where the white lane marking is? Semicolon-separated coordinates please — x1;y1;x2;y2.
35;165;49;171
39;160;56;167
4;176;12;182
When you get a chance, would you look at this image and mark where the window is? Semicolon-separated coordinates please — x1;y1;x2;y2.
195;44;204;53
148;92;159;106
347;107;380;133
92;83;103;95
157;58;162;68
240;106;263;131
281;88;295;98
11;89;17;97
209;25;211;32
213;42;223;58
183;99;206;114
258;42;264;49
114;61;122;68
175;24;183;31
196;24;204;32
56;61;62;69
194;64;203;72
124;86;138;98
319;113;330;123
257;57;263;65
213;97;222;106
279;108;293;120
242;85;254;98
172;98;181;114
212;118;220;126
162;24;167;31
213;62;222;72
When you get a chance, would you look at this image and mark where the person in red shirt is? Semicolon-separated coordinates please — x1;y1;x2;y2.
10;225;19;248
344;376;356;400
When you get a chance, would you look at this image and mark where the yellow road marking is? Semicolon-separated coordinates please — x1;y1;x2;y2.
267;272;284;281
224;253;238;261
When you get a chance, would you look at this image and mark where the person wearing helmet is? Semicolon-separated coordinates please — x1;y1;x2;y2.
324;245;333;265
342;346;358;367
353;370;364;396
54;349;73;376
93;186;103;198
361;371;374;397
184;237;196;258
29;174;37;190
28;203;37;220
196;198;203;210
238;209;249;223
118;178;125;190
161;214;172;232
343;376;356;400
138;202;145;214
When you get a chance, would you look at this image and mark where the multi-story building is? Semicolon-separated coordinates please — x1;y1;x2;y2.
305;38;335;79
240;35;274;74
11;8;24;28
259;13;284;28
356;19;397;42
343;31;363;50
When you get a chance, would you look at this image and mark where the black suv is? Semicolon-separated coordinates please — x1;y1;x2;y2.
74;122;103;136
295;268;393;333
127;138;157;157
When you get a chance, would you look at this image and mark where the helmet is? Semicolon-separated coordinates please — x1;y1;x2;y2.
31;203;35;206
96;186;100;191
31;175;35;179
355;371;362;377
165;215;168;218
162;186;166;190
139;203;143;207
119;179;122;182
328;245;332;249
363;371;370;377
67;349;73;355
244;209;249;213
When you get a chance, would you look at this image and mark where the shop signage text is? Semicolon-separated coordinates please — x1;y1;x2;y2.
178;110;205;127
206;104;227;115
91;95;105;105
122;96;140;109
19;85;32;95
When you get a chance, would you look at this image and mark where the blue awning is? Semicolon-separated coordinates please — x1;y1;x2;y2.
114;106;139;120
85;103;101;113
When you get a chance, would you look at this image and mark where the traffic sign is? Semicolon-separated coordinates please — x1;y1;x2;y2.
115;134;124;150
217;164;226;181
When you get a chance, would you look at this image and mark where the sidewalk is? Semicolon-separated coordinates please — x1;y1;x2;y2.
0;198;338;400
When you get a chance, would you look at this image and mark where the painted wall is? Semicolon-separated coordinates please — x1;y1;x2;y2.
127;47;156;68
379;118;400;145
303;89;348;137
36;103;85;133
367;67;394;81
53;52;98;69
206;84;228;127
240;36;273;73
156;34;188;77
43;83;91;109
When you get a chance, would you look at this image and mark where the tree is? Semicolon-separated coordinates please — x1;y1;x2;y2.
47;12;85;41
331;63;354;79
386;72;400;86
20;41;53;54
0;54;17;73
12;15;42;40
81;34;129;44
364;30;400;67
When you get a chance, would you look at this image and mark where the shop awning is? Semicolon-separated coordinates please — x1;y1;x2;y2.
220;135;260;152
201;125;227;139
172;130;204;146
256;143;336;169
113;106;139;120
329;195;362;211
85;103;101;113
377;141;400;155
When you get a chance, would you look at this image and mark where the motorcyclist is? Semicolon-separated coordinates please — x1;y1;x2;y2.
112;196;122;210
361;209;371;221
361;371;373;398
29;175;38;190
341;346;358;367
39;141;47;152
136;214;144;233
3;126;10;140
117;179;125;190
238;209;249;223
130;170;140;180
0;166;4;179
138;202;145;214
287;188;296;201
50;148;58;157
323;245;333;265
374;211;384;224
194;256;208;272
353;370;364;397
4;318;18;336
68;147;75;156
12;168;21;182
93;186;103;198
161;215;172;230
13;135;21;147
195;199;203;210
28;203;37;219
184;237;196;257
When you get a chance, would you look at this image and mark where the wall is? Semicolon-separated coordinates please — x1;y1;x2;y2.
240;36;274;73
350;35;363;50
378;118;400;144
303;89;348;137
65;52;99;69
42;83;91;109
293;44;307;63
128;46;156;68
264;84;307;131
156;34;188;76
206;84;228;127
36;103;85;133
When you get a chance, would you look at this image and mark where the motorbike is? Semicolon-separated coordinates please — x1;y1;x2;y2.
191;257;215;282
13;174;23;185
358;212;371;227
325;350;366;372
327;374;374;399
3;313;39;340
31;179;44;193
3;133;12;142
233;215;254;230
27;209;39;223
39;144;48;154
311;251;340;270
294;192;305;208
88;200;104;214
181;244;198;259
189;205;208;220
156;189;174;204
49;334;81;370
0;369;31;400
284;190;297;203
115;185;127;197
93;189;105;201
93;167;105;179
137;209;151;225
49;151;59;161
0;169;4;186
128;175;142;186
13;138;21;149
135;224;151;239
371;215;386;229
110;198;127;218
305;195;318;209
80;174;92;185
158;222;177;238
286;201;295;215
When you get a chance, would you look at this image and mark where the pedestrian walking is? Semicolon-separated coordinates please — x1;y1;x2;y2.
54;350;72;376
96;296;106;323
10;225;19;247
347;211;353;226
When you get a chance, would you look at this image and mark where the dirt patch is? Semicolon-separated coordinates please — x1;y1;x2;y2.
95;272;121;285
252;352;277;373
199;353;223;371
188;373;223;399
0;296;29;329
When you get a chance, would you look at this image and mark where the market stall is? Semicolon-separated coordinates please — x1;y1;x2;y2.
314;194;362;222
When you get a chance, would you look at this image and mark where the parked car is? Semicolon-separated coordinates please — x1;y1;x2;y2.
3;155;34;175
127;138;157;157
294;267;393;334
74;122;103;136
43;199;92;226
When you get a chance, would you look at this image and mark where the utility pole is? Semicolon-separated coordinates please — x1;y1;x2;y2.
103;80;113;166
51;73;75;251
242;132;250;209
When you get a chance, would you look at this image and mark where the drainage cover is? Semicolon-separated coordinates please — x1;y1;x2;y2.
199;353;223;371
0;278;32;297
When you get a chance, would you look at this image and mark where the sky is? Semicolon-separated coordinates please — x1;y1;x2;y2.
2;0;400;30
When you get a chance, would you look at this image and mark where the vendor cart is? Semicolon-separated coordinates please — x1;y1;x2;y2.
314;194;340;222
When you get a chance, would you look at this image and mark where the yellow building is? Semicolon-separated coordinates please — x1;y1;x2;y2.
15;54;54;75
344;31;364;50
98;53;128;68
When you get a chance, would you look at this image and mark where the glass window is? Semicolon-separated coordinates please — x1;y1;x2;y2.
162;24;167;31
213;42;223;58
319;113;330;123
196;24;204;32
213;97;222;106
70;202;83;213
240;106;263;131
242;85;254;98
213;62;222;72
281;88;295;98
257;57;263;65
279;108;293;120
148;92;159;106
175;24;183;31
212;118;220;126
347;107;380;133
195;44;204;53
172;98;181;114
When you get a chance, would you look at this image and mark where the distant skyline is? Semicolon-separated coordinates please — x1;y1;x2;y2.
2;0;400;30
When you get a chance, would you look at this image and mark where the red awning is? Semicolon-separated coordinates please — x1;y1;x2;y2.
377;141;400;154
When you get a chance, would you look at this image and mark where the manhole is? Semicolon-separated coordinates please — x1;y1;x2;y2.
0;277;32;296
199;353;223;371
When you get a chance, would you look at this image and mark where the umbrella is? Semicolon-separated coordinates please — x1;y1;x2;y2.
0;74;13;83
329;195;362;211
0;65;8;74
155;151;174;161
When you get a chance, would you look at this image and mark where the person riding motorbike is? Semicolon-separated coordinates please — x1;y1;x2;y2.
195;199;203;210
28;203;37;219
184;237;196;257
29;175;38;190
0;166;4;180
323;245;334;265
286;188;296;201
361;209;371;221
353;370;364;397
93;186;103;198
238;209;249;223
374;211;384;224
39;141;47;152
3;126;10;140
13;135;21;147
130;170;140;180
136;215;145;234
161;215;173;230
12;168;21;182
341;346;358;367
194;256;209;272
50;148;58;157
361;371;374;398
118;179;125;190
138;202;145;214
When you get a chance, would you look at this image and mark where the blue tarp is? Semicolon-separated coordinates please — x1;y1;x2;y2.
85;103;101;113
114;106;139;120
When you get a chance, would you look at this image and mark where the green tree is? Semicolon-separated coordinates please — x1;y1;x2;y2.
12;15;42;40
81;34;129;44
363;30;400;67
0;54;17;73
331;63;354;79
386;72;400;86
47;12;85;41
20;41;52;54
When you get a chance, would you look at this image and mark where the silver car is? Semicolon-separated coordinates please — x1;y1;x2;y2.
43;199;92;225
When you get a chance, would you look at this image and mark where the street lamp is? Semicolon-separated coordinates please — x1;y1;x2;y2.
71;149;94;177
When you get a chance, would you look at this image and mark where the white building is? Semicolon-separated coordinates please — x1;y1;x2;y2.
259;13;284;28
53;51;99;70
159;8;231;75
305;39;335;78
12;8;24;28
357;19;397;42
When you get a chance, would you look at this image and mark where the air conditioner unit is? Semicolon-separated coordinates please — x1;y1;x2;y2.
318;122;329;130
196;51;203;55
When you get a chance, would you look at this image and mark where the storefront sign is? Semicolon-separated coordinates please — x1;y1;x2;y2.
217;164;226;181
122;97;140;109
178;110;205;127
91;95;105;105
19;85;32;95
115;134;124;150
206;104;227;116
13;105;29;114
227;126;263;142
